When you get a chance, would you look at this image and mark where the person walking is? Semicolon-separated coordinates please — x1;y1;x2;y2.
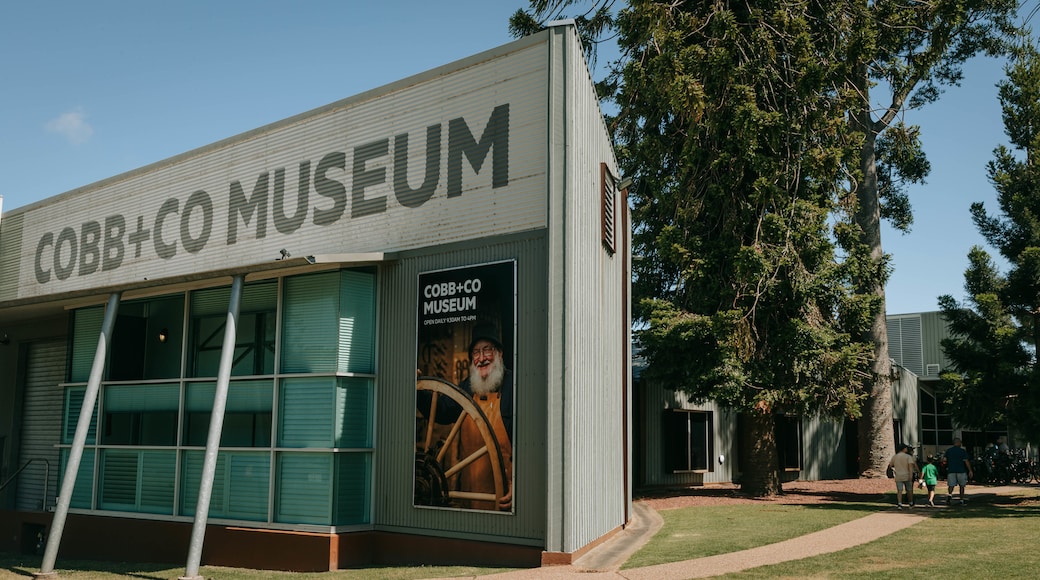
944;437;973;505
919;455;939;507
888;443;920;509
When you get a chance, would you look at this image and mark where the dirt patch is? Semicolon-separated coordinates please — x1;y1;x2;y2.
637;478;898;510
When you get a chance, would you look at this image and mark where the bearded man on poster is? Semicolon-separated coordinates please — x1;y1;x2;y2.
456;322;514;511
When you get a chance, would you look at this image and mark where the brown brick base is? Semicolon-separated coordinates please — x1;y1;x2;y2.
0;510;546;572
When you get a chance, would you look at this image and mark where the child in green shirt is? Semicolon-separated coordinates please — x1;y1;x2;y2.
920;456;939;507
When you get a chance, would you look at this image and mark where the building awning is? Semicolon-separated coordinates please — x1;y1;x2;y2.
0;252;398;324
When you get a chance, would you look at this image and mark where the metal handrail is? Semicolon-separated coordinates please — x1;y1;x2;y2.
0;457;50;510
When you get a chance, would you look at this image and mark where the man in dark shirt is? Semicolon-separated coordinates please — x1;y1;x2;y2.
944;437;973;505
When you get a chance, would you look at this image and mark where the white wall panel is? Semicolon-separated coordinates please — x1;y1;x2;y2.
8;37;549;301
550;25;628;554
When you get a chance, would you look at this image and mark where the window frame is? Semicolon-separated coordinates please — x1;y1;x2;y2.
775;415;803;472
663;409;714;474
58;268;377;528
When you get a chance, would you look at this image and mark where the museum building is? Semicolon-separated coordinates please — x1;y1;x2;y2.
0;22;631;572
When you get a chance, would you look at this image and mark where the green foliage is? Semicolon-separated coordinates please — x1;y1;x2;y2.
940;41;1040;441
840;0;1017;474
611;1;871;422
875;123;930;233
508;0;618;70
511;0;1023;470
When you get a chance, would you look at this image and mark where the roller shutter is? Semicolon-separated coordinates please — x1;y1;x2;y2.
16;339;66;511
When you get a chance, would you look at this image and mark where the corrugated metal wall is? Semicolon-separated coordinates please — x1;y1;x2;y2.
549;25;628;554
888;314;924;376
543;23;569;554
799;415;847;481
15;338;66;511
372;231;548;545
637;386;850;484
4;34;549;302
887;311;952;379
0;213;22;303
892;368;922;447
637;386;738;487
920;311;953;375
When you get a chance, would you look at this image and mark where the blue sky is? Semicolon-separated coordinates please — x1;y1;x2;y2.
0;1;1019;315
883;54;1012;315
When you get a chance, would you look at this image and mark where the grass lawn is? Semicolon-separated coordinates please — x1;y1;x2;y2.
689;487;1040;579
0;555;509;579
622;501;884;569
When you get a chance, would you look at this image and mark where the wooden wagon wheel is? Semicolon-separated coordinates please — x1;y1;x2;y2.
416;377;507;508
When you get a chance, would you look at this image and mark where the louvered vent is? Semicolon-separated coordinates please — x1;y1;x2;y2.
601;163;617;254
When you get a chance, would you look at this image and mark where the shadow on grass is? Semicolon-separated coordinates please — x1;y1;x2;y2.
637;481;1040;518
798;485;1040;518
930;492;1040;520
636;486;892;513
0;553;175;579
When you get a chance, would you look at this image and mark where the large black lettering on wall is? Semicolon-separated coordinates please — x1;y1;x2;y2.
447;104;509;198
394;124;442;208
30;103;514;285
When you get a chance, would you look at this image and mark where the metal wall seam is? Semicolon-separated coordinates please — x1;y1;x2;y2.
544;25;570;555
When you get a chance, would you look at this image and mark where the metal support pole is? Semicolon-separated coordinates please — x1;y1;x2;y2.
181;275;243;580
37;292;121;578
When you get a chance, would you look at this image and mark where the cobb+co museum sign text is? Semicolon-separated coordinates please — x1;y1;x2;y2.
31;105;510;286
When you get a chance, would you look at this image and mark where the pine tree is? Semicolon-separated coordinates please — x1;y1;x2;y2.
511;0;1021;487
940;40;1040;441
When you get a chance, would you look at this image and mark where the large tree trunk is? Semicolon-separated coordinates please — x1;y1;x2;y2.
857;311;895;477
852;78;896;477
739;411;781;497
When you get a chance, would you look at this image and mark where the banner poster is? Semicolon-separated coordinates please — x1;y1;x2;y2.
414;260;516;513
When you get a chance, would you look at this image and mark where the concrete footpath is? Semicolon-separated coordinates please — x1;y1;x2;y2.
437;486;1024;580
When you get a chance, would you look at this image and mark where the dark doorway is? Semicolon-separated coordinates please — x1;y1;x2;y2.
845;419;860;476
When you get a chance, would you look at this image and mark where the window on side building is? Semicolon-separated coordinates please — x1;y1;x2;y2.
663;409;713;472
776;415;803;471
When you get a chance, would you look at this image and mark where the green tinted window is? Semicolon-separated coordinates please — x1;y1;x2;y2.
276;453;332;525
281;269;375;374
69;307;103;382
63;387;98;445
60;448;95;509
99;449;175;514
180;451;269;521
189;282;276;377
336;377;373;448
183;380;273;447
101;384;179;446
279;377;335;448
333;452;371;525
